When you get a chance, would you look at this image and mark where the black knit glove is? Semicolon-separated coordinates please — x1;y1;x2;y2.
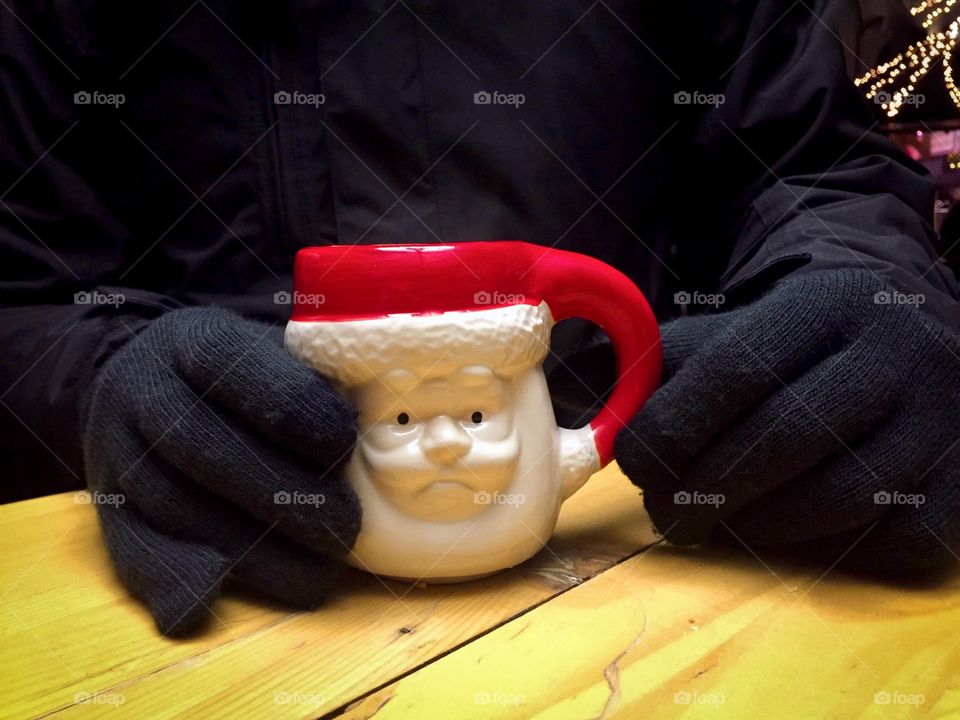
82;307;361;636
615;269;960;575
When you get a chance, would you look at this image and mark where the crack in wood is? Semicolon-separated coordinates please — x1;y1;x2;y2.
594;616;648;720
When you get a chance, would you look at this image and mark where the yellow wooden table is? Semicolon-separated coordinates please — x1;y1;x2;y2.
2;464;959;719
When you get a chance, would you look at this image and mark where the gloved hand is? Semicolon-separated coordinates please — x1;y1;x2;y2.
82;307;361;636
615;269;960;575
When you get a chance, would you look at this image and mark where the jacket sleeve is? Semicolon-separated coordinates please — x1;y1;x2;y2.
680;0;959;326
0;8;182;501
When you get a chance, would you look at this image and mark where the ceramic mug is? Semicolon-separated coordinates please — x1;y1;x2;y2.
284;241;661;581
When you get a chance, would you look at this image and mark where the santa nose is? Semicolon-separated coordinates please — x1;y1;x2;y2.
421;416;472;465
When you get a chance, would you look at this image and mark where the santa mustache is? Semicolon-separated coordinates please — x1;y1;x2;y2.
360;439;520;492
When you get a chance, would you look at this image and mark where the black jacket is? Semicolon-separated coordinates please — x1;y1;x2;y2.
1;0;957;501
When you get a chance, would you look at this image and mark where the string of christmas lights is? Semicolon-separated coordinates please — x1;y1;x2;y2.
854;0;960;118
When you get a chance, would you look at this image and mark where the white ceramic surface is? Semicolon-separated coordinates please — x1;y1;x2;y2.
285;302;600;581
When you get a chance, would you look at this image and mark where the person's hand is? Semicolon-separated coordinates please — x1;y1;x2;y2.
82;307;361;636
615;269;960;575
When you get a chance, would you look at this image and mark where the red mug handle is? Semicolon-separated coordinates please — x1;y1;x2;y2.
529;248;662;465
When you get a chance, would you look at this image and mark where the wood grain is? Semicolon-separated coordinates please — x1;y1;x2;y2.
1;463;654;719
340;542;960;719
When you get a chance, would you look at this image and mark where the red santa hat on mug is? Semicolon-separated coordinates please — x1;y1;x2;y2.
283;241;663;466
283;243;556;388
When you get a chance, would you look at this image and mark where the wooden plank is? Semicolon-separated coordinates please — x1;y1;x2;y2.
0;463;655;719
339;542;960;719
0;492;295;720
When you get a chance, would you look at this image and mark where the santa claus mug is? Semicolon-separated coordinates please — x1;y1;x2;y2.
284;241;661;582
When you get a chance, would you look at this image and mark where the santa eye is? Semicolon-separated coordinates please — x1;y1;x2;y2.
396;412;410;425
471;411;483;424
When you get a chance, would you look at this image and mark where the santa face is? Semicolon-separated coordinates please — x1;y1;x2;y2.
342;364;566;580
352;365;521;522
